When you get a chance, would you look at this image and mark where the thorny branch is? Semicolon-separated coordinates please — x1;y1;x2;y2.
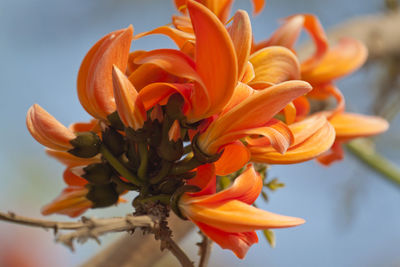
0;211;193;266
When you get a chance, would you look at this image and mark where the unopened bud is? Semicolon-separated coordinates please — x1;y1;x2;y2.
166;94;185;121
107;111;125;131
103;127;125;156
86;184;119;208
68;132;101;158
82;163;113;185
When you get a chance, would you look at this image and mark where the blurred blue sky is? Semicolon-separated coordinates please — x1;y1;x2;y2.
1;0;399;266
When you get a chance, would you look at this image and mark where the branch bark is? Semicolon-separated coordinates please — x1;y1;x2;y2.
80;214;194;267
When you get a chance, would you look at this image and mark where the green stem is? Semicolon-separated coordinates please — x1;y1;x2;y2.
138;143;149;180
170;157;201;175
150;160;172;184
346;140;400;186
100;145;142;186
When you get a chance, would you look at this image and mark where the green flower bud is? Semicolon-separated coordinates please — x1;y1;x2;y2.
68;132;101;158
102;127;125;156
86;184;119;208
82;163;112;185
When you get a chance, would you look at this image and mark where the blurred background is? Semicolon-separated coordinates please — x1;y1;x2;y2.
1;0;399;266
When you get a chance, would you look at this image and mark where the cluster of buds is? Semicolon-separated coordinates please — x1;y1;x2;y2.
26;0;388;259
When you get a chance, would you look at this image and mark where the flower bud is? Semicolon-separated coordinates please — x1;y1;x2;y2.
86;184;119;208
68;132;101;158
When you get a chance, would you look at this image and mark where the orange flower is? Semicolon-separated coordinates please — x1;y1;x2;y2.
196;81;312;173
26;104;76;151
179;164;305;258
134;0;238;122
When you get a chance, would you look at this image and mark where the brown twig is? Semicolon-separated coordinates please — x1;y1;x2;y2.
163;235;194;267
0;211;156;250
80;214;194;267
197;232;212;267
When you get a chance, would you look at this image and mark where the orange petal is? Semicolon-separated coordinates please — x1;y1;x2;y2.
181;199;305;232
251;0;265;15
112;65;146;130
240;61;255;83
139;82;193;112
46;150;101;167
316;141;344;166
283;102;297;124
26;104;75;151
250;117;335;164
302;38;368;84
69;119;100;133
222;82;256;115
168;120;181;141
214;141;250;176
41;186;91;217
77;26;133;119
195;222;258;259
134;49;203;87
228;10;252;80
293;96;310;119
187;163;216;197
188;0;238;119
253;15;304;52
126;50;146;76
172;15;194;33
128;63;176;92
191;164;262;205
63;169;88;186
329;112;389;141
198;81;312;152
134;26;195;50
249;46;300;87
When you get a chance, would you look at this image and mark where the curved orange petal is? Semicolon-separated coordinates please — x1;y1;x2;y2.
250;117;335;164
139;82;193;112
182;199;305;232
191;164;262;205
249;46;300;87
187;163;216;197
316;141;344;166
112;65;146;130
126;50;146;76
26;104;75;151
128;64;177;92
188;0;238;119
195;222;258;259
251;0;265;15
329;112;389;141
133;49;203;86
199;81;312;152
41;186;91;217
63;169;88;186
172;15;194;33
222;82;256;115
228;10;252;80
214;141;250;176
69;119;100;133
46;150;101;167
77;26;133;119
283;102;297;124
293;96;310;118
134;26;195;50
240;61;255;83
253;15;304;52
302;38;368;84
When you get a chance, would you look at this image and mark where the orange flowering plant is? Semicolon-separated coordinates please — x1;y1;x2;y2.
24;0;388;263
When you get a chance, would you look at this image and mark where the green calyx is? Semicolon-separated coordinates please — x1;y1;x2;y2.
68;131;101;158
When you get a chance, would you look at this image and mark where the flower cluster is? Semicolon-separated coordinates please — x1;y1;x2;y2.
26;0;388;259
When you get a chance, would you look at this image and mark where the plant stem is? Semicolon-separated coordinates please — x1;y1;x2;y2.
138;142;149;180
346;139;400;186
100;145;142;186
